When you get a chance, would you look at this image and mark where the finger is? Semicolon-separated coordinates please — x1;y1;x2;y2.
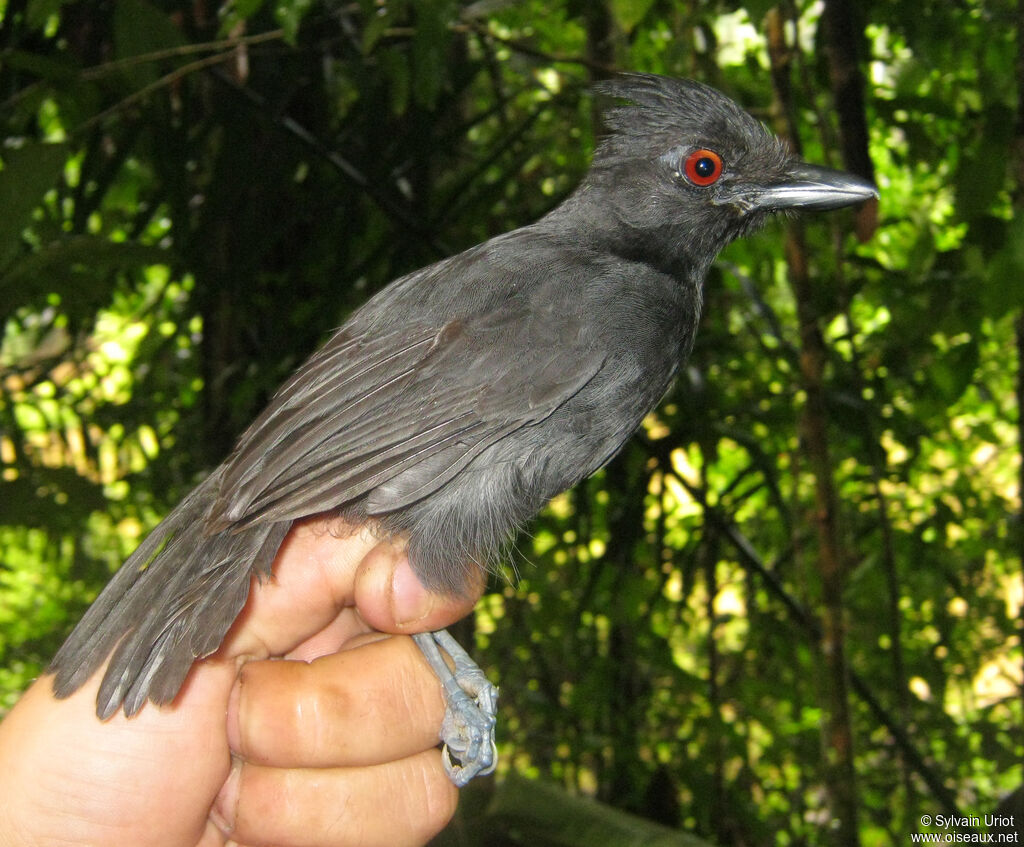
282;607;367;663
353;545;485;635
215;750;458;847
257;541;486;661
218;519;383;660
228;636;444;769
1;674;231;847
220;519;482;661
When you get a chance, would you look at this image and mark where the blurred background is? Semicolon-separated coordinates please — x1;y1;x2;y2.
0;1;1021;845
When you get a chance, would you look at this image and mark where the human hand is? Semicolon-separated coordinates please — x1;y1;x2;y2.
0;519;483;847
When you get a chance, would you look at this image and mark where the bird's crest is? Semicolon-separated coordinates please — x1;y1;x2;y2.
592;74;779;168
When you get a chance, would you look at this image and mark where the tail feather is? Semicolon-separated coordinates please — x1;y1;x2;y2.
50;471;293;719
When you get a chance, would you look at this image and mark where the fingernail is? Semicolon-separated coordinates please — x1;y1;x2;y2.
391;557;434;626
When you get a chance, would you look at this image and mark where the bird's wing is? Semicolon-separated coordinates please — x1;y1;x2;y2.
208;302;601;529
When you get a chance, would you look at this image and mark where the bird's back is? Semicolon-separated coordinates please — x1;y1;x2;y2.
339;223;701;591
208;220;698;591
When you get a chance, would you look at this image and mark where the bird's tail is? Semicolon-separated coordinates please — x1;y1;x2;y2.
49;471;292;719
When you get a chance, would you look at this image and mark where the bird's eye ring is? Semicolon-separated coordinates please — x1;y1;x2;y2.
684;149;723;187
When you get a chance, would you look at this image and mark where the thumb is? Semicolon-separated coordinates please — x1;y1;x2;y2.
353;543;485;635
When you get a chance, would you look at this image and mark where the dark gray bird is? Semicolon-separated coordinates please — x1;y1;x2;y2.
50;74;876;783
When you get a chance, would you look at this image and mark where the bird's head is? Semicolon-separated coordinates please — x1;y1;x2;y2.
571;74;877;278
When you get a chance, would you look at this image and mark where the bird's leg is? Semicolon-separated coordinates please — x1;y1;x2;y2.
412;629;498;786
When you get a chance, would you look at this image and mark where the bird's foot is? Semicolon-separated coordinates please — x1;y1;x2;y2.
413;629;498;787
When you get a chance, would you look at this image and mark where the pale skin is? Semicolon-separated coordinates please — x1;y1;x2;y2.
0;518;484;847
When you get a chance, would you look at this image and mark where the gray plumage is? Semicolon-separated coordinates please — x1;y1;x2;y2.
50;74;876;719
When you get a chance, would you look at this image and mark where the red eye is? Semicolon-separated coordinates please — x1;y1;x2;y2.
684;149;723;186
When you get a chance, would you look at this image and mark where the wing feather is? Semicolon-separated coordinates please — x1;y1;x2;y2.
209;270;602;530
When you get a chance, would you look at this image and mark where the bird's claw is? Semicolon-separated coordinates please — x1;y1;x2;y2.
439;668;498;786
413;629;499;786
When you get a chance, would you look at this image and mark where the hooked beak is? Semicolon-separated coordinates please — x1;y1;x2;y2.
735;161;878;212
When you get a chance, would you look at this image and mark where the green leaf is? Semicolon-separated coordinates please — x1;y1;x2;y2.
379;50;411;115
113;0;187;87
362;0;400;54
411;1;453;109
983;213;1024;318
954;104;1013;221
219;0;268;36
0;142;69;272
0;471;107;529
274;0;315;44
25;0;73;30
0;235;172;321
928;339;979;404
0;49;79;83
609;0;655;33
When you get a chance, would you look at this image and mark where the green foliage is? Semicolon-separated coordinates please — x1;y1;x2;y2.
434;771;712;846
0;0;1021;844
0;141;69;270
